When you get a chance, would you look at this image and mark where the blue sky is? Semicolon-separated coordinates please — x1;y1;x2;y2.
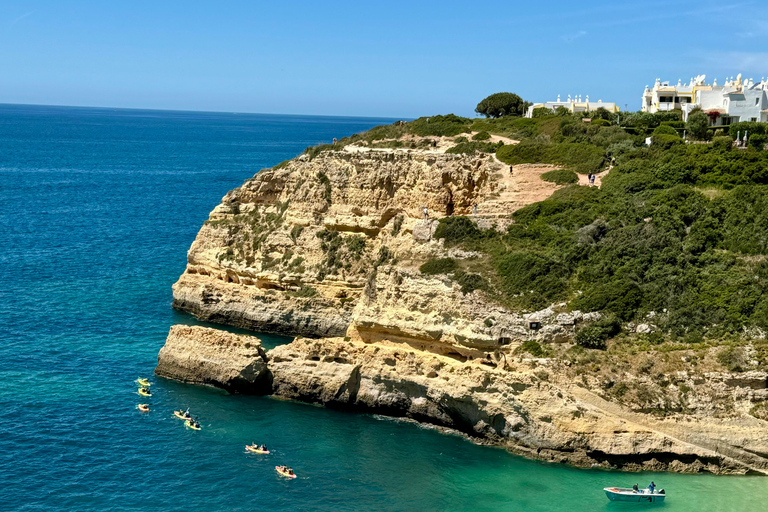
1;1;766;117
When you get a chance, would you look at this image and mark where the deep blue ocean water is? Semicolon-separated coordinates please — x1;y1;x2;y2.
1;104;766;511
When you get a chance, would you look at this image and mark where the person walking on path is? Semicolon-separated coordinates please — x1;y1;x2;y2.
589;173;596;186
423;206;429;220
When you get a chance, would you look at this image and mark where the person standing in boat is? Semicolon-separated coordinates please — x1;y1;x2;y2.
648;482;656;493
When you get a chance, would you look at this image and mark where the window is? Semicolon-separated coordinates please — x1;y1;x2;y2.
751;118;758;122
757;98;760;105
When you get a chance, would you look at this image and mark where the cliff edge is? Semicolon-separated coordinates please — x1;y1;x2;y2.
163;131;768;474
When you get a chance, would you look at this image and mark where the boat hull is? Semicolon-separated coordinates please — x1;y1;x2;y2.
604;488;665;503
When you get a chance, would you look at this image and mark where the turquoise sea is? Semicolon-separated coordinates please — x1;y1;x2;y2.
1;104;766;511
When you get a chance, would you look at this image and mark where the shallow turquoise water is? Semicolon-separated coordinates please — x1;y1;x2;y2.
1;104;766;511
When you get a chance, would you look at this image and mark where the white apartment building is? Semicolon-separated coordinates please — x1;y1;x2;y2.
642;74;768;126
524;95;619;118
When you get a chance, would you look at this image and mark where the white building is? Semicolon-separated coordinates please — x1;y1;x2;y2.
524;95;619;118
642;74;768;126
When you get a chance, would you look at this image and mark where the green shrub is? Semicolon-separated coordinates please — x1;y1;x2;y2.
686;111;709;140
496;141;606;174
303;144;337;160
748;134;767;151
317;171;332;202
517;339;546;357
496;252;569;309
392;215;404;236
419;257;458;275
375;246;393;267
532;107;553;118
717;346;747;372
572;280;643;320
289;285;318;298
661;121;685;130
345;235;366;259
541;169;578;185
446;141;500;154
472;131;491;141
433;217;483;246
455;271;488;294
575;326;607;349
653;125;679;136
409;114;471;137
652;133;683;149
711;136;733;152
574;317;619;350
591;119;611;127
729;122;767;139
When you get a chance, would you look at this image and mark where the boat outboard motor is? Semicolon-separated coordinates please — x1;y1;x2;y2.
659;489;665;494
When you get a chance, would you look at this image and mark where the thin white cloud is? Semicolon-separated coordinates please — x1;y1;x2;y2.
562;30;587;43
704;51;768;71
11;10;36;24
736;19;768;38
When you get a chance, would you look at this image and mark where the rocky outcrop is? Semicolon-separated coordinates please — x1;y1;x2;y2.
172;149;505;336
156;326;768;474
155;325;271;394
162;140;768;474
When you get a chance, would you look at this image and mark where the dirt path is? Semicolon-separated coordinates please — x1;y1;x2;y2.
577;166;611;188
568;384;768;474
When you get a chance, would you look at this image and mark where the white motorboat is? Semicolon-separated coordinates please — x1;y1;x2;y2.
604;487;666;503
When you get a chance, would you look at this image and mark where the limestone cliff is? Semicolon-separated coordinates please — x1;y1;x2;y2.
156;326;768;474
164;138;768;474
173;148;505;337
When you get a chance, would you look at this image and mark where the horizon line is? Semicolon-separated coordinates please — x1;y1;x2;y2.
0;102;413;121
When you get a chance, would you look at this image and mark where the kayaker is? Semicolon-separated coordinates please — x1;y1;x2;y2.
648;482;656;493
260;445;267;451
287;468;294;475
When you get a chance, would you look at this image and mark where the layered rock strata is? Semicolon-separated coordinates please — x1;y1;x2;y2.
156;326;768;474
155;325;271;394
172;149;505;336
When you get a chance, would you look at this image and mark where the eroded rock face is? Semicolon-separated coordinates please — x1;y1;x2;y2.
155;325;271;394
172;150;503;337
265;336;767;474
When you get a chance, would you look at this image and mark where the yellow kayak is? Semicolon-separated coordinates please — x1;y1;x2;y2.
275;466;296;479
174;410;190;420
135;378;151;387
185;420;201;431
137;404;149;412
245;444;269;454
137;388;151;397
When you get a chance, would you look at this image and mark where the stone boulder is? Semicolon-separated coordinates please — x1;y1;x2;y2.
155;325;271;394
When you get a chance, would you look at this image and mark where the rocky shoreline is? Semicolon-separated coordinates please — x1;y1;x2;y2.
156;325;768;475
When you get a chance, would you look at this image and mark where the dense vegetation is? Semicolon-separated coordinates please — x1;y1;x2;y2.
429;112;768;343
474;92;530;118
541;169;578;184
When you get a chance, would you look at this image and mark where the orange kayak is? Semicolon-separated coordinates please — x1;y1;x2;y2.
275;466;296;479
